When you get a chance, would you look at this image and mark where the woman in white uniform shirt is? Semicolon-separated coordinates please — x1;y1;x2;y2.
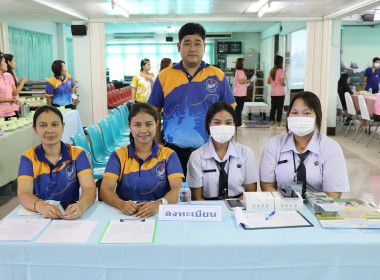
260;91;350;199
187;101;259;200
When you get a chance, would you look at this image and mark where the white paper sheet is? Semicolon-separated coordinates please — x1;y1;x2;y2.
35;220;97;243
234;208;311;229
0;218;50;241
246;75;257;86
100;220;156;244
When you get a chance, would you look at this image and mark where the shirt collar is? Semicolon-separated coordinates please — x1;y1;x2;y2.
204;138;239;162
128;139;159;161
173;60;208;75
281;131;320;155
54;74;66;81
35;141;70;165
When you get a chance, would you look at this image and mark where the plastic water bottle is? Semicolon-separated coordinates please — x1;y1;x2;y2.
352;85;356;91
178;182;191;204
369;88;373;94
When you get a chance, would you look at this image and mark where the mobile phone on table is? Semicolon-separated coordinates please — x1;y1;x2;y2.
278;188;299;199
225;199;246;211
60;200;77;210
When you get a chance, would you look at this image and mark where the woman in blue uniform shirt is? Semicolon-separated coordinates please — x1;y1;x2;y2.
260;91;350;198
100;103;184;218
187;101;259;200
17;105;96;219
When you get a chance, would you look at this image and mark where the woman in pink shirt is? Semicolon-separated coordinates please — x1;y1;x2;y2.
0;53;20;120
267;55;286;129
233;58;253;127
4;54;28;118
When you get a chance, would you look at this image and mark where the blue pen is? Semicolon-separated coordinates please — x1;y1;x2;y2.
265;211;276;220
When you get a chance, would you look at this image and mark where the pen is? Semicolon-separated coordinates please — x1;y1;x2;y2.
265;211;276;220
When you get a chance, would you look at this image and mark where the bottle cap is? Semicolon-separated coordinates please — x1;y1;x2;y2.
182;182;188;187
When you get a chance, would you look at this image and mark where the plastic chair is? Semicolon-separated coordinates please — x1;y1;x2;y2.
84;125;112;162
106;114;131;146
72;145;105;180
336;94;348;133
97;118;129;153
117;104;130;128
356;95;380;147
111;108;130;136
344;92;360;137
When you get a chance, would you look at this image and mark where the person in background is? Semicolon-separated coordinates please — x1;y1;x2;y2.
4;54;28;118
364;57;380;94
267;55;286;130
131;58;155;103
260;91;350;199
159;58;173;72
337;73;353;111
148;23;236;176
45;60;76;108
233;58;253;127
100;103;184;218
0;53;20;119
17;105;96;219
372;93;380;122
187;101;259;200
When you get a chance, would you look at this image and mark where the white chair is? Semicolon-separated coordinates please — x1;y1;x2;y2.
356;95;380;147
344;92;360;137
336;94;348;133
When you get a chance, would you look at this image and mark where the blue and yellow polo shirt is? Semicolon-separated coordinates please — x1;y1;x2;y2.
103;140;184;201
45;74;75;106
18;142;92;201
148;60;236;149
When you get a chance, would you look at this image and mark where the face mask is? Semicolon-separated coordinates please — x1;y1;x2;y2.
210;125;235;144
375;63;380;68
287;117;315;137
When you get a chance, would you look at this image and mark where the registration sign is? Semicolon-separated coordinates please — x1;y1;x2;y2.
158;205;222;222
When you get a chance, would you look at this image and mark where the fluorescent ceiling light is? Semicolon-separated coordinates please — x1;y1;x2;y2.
258;1;270;17
112;0;129;18
247;0;268;13
33;0;88;20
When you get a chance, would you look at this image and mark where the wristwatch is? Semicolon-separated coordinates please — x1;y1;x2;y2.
160;198;168;205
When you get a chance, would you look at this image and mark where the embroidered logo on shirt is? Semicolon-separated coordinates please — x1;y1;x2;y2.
156;164;166;178
206;78;218;92
66;165;76;179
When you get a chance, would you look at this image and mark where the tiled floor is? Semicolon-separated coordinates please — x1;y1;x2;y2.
1;121;380;220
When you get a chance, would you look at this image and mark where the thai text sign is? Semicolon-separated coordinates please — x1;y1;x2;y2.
158;205;222;222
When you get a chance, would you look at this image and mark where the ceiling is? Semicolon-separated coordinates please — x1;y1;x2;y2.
1;0;380;33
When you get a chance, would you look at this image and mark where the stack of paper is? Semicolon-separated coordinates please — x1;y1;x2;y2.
0;218;50;241
306;192;344;213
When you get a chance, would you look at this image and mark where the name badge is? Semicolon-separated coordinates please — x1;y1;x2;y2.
158;205;222;221
203;169;216;173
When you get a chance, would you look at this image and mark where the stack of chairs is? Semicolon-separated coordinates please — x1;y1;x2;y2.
107;83;132;109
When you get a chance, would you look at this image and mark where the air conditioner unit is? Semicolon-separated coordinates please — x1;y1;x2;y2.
114;33;155;40
206;33;232;39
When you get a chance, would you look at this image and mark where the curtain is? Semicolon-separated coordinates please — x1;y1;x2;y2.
8;26;53;81
66;38;74;80
105;43;215;81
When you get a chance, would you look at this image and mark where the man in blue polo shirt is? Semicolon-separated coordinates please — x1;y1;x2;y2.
364;57;380;94
148;23;236;175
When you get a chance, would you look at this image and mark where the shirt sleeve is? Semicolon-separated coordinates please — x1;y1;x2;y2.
322;143;350;192
220;75;237;107
148;77;164;110
186;150;203;188
243;147;260;184
70;76;75;90
166;151;184;181
235;70;244;81
103;151;122;180
75;150;93;177
45;81;54;97
17;155;34;182
259;138;278;183
131;75;138;87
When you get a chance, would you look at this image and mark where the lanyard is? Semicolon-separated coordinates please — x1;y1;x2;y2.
292;150;310;182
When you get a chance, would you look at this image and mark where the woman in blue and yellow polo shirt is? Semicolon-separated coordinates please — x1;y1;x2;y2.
100;103;184;218
17;105;96;219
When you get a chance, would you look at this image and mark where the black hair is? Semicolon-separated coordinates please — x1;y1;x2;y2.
140;58;150;72
3;54;17;85
270;55;284;81
51;60;65;76
286;91;322;133
373;57;380;63
33;105;63;127
205;101;236;134
178;23;206;43
338;73;350;94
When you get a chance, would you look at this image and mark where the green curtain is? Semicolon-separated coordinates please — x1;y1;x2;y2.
66;38;74;80
105;43;215;81
8;26;53;81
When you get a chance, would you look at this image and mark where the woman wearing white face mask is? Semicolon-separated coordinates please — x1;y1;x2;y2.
187;101;259;200
260;91;350;199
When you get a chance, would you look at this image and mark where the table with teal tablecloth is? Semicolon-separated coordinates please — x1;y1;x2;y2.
0;201;380;280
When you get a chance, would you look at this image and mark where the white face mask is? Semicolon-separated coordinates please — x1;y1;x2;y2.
287;117;315;137
210;125;235;144
375;63;380;68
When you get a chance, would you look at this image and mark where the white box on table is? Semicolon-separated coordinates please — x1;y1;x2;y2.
272;191;303;211
243;192;274;211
